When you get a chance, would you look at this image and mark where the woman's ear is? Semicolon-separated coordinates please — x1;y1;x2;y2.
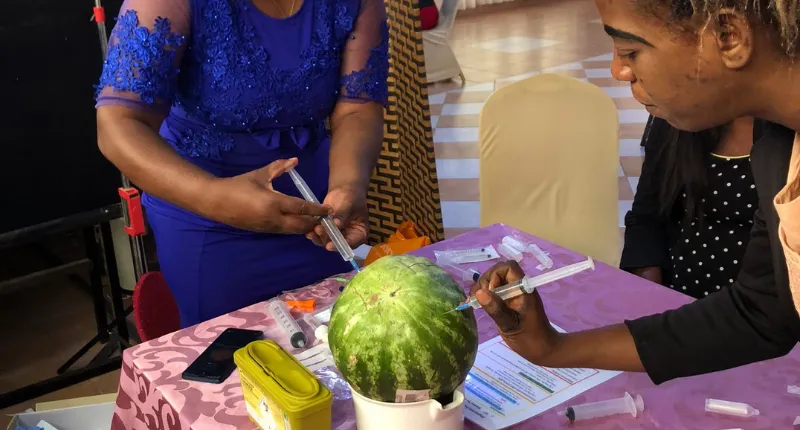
711;8;754;70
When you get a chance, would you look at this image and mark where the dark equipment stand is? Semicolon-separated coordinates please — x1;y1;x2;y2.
0;0;149;409
69;0;150;378
54;223;131;375
46;0;151;396
0;206;131;409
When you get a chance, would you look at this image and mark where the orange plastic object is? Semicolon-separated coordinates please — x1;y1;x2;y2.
364;221;431;266
286;299;316;312
118;187;146;236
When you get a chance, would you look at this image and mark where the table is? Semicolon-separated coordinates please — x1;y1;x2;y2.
111;224;800;430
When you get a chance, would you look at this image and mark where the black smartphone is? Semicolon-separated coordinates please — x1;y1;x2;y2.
182;327;263;384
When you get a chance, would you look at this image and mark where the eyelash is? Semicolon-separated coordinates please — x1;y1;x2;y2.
620;51;639;61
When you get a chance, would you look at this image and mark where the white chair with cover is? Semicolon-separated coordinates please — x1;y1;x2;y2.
478;73;621;266
423;0;464;83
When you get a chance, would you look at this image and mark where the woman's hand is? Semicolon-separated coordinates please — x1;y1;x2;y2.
473;261;645;372
307;184;369;250
205;158;332;233
470;261;563;365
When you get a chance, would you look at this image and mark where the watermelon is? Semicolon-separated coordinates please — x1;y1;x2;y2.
328;255;479;403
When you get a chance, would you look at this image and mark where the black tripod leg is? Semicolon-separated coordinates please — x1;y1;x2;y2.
86;226;110;340
57;226;109;374
100;222;129;343
57;335;102;374
88;336;123;368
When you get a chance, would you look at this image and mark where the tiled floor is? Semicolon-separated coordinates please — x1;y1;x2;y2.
2;0;645;419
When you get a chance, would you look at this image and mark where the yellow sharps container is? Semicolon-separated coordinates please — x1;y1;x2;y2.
234;340;332;430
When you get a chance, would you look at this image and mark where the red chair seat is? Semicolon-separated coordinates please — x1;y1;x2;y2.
133;272;180;342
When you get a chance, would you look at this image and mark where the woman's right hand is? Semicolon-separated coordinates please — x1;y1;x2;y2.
205;158;332;233
470;261;563;365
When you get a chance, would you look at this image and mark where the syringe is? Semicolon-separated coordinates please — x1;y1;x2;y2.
560;392;644;422
501;236;553;269
445;265;481;282
266;300;307;349
704;398;760;417
288;168;359;272
455;257;595;311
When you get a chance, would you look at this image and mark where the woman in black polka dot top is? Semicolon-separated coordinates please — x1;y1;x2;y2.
621;116;759;299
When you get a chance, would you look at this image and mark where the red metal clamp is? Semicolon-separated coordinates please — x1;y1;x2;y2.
118;187;146;236
93;7;106;23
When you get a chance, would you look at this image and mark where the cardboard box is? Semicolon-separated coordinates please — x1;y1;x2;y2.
6;394;116;430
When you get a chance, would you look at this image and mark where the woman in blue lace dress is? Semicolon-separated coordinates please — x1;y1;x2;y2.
95;0;388;327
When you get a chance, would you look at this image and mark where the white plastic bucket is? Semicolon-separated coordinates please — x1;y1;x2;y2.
349;383;466;430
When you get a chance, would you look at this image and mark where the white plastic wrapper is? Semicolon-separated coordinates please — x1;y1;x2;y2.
314;367;352;401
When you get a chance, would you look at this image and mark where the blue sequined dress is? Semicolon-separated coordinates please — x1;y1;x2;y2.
95;0;388;327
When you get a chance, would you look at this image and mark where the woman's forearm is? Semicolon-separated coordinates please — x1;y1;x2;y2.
97;105;218;218
328;103;384;190
539;324;645;372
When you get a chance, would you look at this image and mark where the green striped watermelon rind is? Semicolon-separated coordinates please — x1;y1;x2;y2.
328;254;479;403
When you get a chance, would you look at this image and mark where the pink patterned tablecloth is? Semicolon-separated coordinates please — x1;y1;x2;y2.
111;224;800;430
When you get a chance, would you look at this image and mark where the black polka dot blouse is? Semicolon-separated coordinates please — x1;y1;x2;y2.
669;155;757;299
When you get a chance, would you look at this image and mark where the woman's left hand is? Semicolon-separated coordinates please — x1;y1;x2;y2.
307;185;369;250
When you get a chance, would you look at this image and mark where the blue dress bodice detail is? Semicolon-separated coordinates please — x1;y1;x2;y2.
96;0;388;163
178;0;349;133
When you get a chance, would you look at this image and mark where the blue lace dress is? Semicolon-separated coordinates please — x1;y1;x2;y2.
95;0;388;327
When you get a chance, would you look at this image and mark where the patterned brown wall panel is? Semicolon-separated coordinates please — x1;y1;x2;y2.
367;0;445;245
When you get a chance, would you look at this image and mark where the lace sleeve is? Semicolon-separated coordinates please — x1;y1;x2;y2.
95;0;190;114
338;0;389;105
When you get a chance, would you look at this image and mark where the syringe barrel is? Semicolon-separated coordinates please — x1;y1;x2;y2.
568;398;629;421
704;399;760;417
447;265;481;282
288;169;321;203
288;168;355;263
320;217;354;261
564;392;643;423
491;279;529;301
526;258;594;287
266;300;307;349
